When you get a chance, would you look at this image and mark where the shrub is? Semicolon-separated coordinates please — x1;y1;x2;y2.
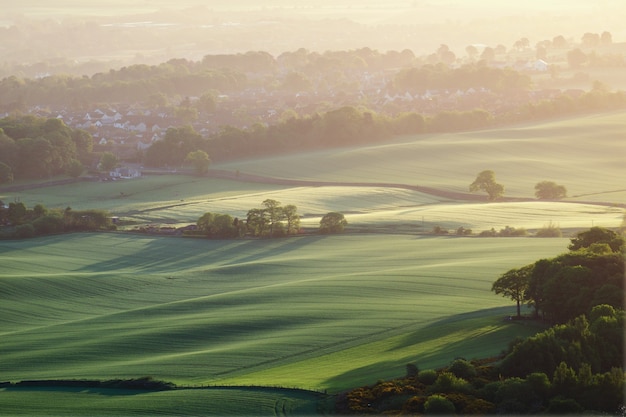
499;226;527;237
547;397;583;413
406;363;419;378
536;221;562;237
479;228;497;237
448;358;477;380
14;223;35;238
418;369;438;385
432;372;472;394
32;214;64;235
403;395;426;413
432;225;448;235
319;212;347;234
456;226;472;235
424;394;456;414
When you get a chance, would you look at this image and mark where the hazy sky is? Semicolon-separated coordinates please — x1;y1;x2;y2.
1;1;624;62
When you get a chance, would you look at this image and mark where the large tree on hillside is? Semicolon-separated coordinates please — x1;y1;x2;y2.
320;212;348;234
492;265;532;318
535;180;567;200
469;170;504;201
185;150;210;175
568;227;624;253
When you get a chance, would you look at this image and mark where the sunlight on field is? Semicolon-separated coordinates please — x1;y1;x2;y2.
0;234;568;392
217;112;626;200
332;201;624;232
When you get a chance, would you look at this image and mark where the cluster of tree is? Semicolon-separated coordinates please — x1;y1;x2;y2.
470;170;569;202
0;116;93;182
0;202;113;238
393;63;531;93
338;306;624;415
492;227;624;322
6;376;174;391
195;202;348;238
145;106;498;168
0;61;246;111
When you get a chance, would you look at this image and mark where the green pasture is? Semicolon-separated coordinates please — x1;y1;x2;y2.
1;233;568;393
2;179;621;233
217;111;626;202
0;386;323;416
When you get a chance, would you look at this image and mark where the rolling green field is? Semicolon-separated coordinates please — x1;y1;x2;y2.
0;112;624;415
1;234;566;414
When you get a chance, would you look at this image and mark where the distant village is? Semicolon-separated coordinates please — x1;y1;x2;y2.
7;57;583;163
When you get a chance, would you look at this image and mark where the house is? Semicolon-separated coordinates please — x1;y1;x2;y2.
109;167;142;179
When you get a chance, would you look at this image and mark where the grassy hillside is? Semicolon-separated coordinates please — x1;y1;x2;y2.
216;111;626;202
0;386;324;416
0;112;622;414
1;233;567;392
2;112;623;233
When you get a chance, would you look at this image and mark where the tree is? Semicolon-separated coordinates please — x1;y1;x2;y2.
7;201;27;225
282;204;300;234
469;170;504;201
492;265;532;318
66;159;84;178
246;208;269;237
568;226;624;253
534;181;567;200
262;199;285;237
197;212;238;238
99;152;118;171
0;161;14;183
320;212;347;234
185;150;210;175
567;48;587;69
424;394;456;414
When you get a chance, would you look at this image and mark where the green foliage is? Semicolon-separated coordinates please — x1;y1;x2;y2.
501;307;624;378
547;396;584;413
7;201;27;224
145;126;204;168
448;359;477;380
536;221;562;237
423;394;456;414
98;151;118;171
14;223;35;238
197;212;240;238
65;159;84;178
418;370;438;385
491;265;532;318
568;226;625;253
535;180;567;200
32;214;64;235
0;116;88;180
244;200;300;238
469;170;504;201
0;161;14;183
185;150;210;175
455;226;472;236
319;212;347;234
431;372;472;394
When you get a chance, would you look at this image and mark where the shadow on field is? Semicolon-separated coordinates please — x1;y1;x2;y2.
3;386;146;396
391;306;518;351
75;234;330;274
323;306;543;391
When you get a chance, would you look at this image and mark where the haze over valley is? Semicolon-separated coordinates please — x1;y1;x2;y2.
0;1;624;416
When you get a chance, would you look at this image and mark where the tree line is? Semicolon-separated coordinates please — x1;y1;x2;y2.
338;305;624;414
194;200;347;239
491;227;624;323
0;202;113;239
337;226;625;415
2;83;625;182
0;116;93;182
